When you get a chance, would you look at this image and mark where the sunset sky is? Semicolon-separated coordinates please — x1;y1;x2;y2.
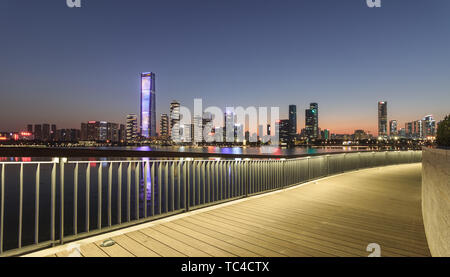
0;0;449;135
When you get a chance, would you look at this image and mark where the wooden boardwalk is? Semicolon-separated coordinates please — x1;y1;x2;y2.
31;163;430;257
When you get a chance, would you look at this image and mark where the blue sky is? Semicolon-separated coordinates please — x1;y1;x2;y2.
0;0;449;134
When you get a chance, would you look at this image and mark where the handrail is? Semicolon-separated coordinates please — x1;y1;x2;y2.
0;150;422;256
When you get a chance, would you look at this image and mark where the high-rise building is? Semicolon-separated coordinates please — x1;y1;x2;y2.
34;124;42;141
289;105;297;136
321;129;330;140
27;124;33;133
389;120;398;137
305;103;319;139
405;122;413;138
170;101;181;141
42;124;50;141
140;72;156;138
56;129;80;142
119;124;126;142
192;115;202;143
279;119;290;144
107;123;120;142
83;121;108;141
378;101;387;137
413;120;423;138
126;114;138;141
50;124;57;141
160;113;169;138
422;115;436;137
80;123;87;140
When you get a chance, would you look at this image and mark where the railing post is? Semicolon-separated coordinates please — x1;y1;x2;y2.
59;158;65;245
184;161;189;212
98;162;103;229
108;162;113;227
0;164;4;254
73;163;78;236
85;164;90;232
117;162;122;225
18;163;23;249
35;164;40;245
51;161;56;246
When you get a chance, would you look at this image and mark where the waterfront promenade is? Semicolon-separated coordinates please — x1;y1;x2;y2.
28;163;430;257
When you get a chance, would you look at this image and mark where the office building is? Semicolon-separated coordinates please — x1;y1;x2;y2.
305;103;319;139
389;120;398;137
34;124;42;141
289;105;297;136
423;115;436;137
126;114;138;141
42;124;50;141
378;101;387;137
160;113;169;138
279;119;291;144
170;100;181;141
140;72;156;138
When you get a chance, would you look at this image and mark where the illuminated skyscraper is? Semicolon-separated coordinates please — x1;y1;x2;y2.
422;115;436;137
160;113;169;138
289;105;297;136
170;100;181;141
389;120;398;137
126;114;138;141
378;101;387;137
305;103;319;139
140;72;156;138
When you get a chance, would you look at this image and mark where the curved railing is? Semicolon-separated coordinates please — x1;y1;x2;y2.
0;150;421;256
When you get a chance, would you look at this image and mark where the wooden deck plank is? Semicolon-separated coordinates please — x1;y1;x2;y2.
162;221;260;257
112;235;161;257
43;163;430;257
93;240;135;257
126;231;186;257
138;227;212;257
79;243;109;257
151;224;237;257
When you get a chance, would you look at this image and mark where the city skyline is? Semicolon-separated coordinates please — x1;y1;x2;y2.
1;0;449;134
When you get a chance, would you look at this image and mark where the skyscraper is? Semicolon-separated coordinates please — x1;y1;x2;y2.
389;120;398;137
170;100;181;141
378;101;387;137
160;113;169;138
279;119;290;144
126;114;138;141
42;124;50;141
34;124;42;141
423;115;436;137
289;105;297;137
140;72;156;138
305;103;319;139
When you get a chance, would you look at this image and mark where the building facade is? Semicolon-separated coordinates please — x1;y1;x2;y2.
289;105;297;137
160;113;169;138
140;72;156;138
170;100;181;142
378;101;388;137
126;114;138;141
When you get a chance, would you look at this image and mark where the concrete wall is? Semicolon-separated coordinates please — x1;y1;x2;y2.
422;147;450;256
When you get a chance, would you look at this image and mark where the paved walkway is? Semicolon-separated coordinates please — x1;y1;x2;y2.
28;163;430;257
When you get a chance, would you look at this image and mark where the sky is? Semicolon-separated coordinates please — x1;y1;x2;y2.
0;0;449;135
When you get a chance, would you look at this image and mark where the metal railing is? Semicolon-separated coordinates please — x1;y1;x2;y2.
0;150;422;256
